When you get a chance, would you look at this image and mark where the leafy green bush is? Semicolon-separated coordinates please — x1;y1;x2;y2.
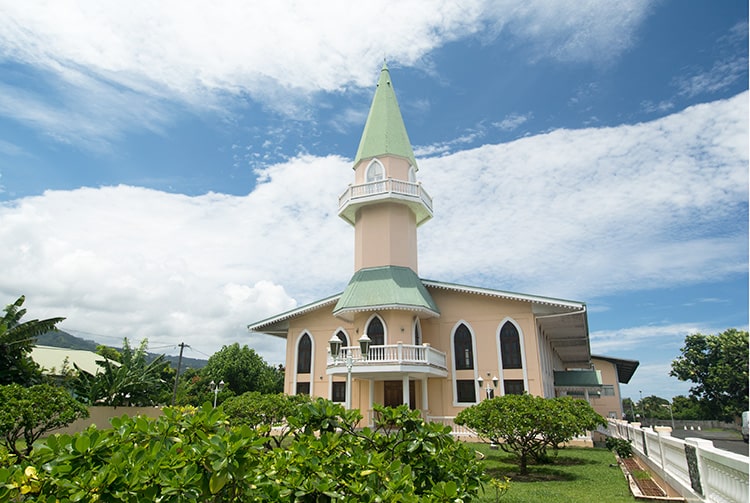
605;436;633;458
0;400;484;502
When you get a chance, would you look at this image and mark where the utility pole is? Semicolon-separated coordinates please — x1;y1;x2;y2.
172;342;188;405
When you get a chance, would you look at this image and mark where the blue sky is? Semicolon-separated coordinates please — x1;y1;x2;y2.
0;1;747;402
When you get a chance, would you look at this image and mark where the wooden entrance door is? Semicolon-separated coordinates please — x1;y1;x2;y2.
383;380;416;409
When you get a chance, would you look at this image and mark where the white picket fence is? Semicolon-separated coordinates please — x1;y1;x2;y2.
607;419;749;503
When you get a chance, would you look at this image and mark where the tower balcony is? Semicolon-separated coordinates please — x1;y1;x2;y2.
338;178;433;226
326;343;448;379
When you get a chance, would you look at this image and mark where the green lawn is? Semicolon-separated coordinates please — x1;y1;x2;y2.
473;444;637;503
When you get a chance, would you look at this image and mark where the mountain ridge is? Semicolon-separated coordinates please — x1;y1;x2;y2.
36;330;208;370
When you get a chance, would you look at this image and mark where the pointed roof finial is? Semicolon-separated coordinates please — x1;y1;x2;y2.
353;63;417;169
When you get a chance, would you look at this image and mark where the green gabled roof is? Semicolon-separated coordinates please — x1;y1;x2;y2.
353;63;418;170
333;265;439;318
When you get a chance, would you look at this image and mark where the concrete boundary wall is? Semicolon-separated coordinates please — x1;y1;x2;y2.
51;406;164;435
608;419;749;503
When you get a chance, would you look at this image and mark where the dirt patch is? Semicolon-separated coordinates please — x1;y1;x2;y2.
618;457;687;500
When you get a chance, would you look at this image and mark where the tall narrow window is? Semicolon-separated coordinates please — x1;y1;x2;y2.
366;316;385;346
453;323;473;370
500;321;522;369
413;320;422;346
366;160;385;182
297;333;312;374
335;330;348;347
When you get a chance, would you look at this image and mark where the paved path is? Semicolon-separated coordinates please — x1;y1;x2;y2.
669;428;748;457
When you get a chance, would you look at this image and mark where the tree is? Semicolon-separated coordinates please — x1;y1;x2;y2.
191;343;283;404
670;329;749;421
222;392;308;448
0;383;88;459
671;395;702;420
622;397;637;422
455;394;605;474
0;296;65;386
95;344;122;362
638;395;670;423
73;338;170;406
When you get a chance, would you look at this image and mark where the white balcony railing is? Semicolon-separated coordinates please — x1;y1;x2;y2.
327;344;447;373
338;179;433;213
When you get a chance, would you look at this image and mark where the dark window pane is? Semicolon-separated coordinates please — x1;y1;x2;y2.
367;317;385;346
332;381;346;402
456;379;477;403
504;379;524;395
297;333;312;374
500;322;522;369
296;382;310;395
454;324;474;370
336;330;348;346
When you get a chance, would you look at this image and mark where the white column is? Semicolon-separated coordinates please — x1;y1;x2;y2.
369;380;375;427
421;377;429;413
402;375;409;406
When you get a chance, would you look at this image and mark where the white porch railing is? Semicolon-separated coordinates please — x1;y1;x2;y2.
426;416;477;438
327;344;447;372
338;179;433;212
607;419;749;503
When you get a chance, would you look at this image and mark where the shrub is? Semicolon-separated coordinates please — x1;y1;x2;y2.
605;436;633;458
0;400;484;502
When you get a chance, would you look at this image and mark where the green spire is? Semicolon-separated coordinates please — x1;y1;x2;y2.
353;63;418;169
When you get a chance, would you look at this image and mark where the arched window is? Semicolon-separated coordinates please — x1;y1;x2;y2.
413;319;422;346
366;159;385;182
453;323;473;370
408;166;416;183
500;321;522;369
297;333;312;374
335;330;348;347
366;316;385;346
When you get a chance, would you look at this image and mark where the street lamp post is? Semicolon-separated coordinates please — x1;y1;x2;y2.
209;380;224;408
477;375;499;400
663;403;675;429
639;390;645;425
329;333;371;410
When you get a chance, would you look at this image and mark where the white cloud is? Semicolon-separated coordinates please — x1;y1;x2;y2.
418;92;748;299
485;0;652;63
675;56;749;98
493;112;532;132
621;362;693;402
0;93;746;366
0;1;652;144
590;323;715;355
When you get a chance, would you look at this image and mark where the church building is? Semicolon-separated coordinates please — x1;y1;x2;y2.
248;63;637;425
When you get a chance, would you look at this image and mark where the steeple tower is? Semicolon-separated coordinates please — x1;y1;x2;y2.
333;64;437;321
338;63;433;273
